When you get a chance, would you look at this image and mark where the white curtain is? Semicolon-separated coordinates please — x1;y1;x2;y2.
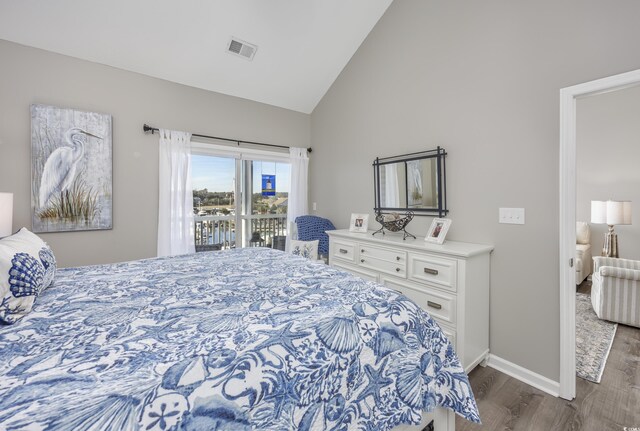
157;129;195;257
286;147;309;251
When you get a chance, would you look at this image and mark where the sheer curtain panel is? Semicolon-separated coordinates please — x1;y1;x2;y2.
157;129;195;257
286;148;309;251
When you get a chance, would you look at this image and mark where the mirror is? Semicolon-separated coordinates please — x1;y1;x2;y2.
373;147;448;216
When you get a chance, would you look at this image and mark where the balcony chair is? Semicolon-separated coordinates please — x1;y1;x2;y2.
591;256;640;328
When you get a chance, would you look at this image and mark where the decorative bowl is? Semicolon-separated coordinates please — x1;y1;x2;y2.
373;211;416;240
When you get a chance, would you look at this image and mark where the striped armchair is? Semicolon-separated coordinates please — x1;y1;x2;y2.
591;257;640;327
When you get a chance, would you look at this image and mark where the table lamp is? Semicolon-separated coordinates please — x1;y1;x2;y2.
0;192;13;237
591;200;632;258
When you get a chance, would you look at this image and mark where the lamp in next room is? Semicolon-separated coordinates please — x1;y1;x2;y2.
0;192;13;237
591;200;632;258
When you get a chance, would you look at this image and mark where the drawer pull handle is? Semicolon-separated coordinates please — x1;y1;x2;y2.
339;249;348;254
424;267;439;275
396;256;401;261
427;301;442;310
396;267;401;272
361;249;365;253
361;259;365;263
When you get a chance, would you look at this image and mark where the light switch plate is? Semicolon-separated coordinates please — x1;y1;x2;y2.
499;207;525;224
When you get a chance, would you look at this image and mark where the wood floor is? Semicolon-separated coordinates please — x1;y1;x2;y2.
455;280;640;431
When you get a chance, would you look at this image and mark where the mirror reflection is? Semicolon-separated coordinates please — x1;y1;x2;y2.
379;158;438;209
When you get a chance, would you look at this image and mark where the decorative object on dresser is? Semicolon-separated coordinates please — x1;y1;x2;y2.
327;229;493;373
349;213;369;233
373;211;416;240
0;192;13;237
31;104;113;233
373;147;448;217
590;200;632;258
425;218;452;244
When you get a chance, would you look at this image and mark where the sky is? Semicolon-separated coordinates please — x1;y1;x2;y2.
191;155;291;193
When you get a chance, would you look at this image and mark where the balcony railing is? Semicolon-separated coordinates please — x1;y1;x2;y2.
194;214;288;252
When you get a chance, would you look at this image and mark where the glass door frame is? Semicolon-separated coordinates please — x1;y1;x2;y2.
191;140;290;249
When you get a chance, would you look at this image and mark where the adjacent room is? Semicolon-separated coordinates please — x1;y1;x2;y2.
1;1;639;430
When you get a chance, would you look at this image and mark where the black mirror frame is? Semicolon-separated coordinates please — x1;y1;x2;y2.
373;147;448;217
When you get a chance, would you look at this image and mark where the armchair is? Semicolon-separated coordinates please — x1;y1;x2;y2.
576;222;592;285
591;256;640;327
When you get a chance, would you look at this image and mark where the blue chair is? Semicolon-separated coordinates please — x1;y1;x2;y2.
294;215;336;257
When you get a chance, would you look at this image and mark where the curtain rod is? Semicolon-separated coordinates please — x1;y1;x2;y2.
143;124;311;153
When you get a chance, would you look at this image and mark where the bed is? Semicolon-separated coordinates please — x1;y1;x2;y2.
0;247;480;430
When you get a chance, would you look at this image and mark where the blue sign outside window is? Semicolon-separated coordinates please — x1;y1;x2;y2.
262;175;276;196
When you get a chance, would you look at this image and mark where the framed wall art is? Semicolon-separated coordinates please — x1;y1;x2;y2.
31;104;112;232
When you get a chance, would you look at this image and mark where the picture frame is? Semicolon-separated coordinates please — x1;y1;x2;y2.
349;213;369;233
31;104;113;233
425;218;451;244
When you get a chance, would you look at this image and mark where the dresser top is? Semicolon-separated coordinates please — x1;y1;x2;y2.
327;229;494;258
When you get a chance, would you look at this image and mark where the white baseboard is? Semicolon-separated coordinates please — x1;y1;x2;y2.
486;354;560;397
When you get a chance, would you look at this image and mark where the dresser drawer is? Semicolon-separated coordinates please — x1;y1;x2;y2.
359;244;407;264
380;276;456;326
359;255;406;278
408;253;457;291
334;262;379;282
331;240;356;263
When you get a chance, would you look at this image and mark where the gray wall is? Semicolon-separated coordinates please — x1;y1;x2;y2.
0;40;310;268
577;85;640;260
309;0;640;381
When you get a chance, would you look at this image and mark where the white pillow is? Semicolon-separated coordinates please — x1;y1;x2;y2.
290;239;319;260
576;222;591;245
0;228;56;324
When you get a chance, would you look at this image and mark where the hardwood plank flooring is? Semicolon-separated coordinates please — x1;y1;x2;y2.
456;280;640;431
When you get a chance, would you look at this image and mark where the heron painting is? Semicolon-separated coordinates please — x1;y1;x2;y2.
31;104;112;232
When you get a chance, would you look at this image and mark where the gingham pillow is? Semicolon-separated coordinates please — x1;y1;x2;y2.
0;228;56;324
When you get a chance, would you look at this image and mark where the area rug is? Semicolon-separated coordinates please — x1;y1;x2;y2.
576;292;618;383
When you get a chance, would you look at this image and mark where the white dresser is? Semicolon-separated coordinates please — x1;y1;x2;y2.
327;229;493;373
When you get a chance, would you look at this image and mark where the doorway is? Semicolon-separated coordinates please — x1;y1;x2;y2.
559;68;640;400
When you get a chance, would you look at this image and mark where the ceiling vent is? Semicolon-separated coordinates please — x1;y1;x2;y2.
227;37;257;61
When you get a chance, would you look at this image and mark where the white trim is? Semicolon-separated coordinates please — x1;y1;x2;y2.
487;354;560;397
191;140;290;162
559;68;640;400
464;348;490;374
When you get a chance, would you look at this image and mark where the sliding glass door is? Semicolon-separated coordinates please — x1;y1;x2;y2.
191;144;290;251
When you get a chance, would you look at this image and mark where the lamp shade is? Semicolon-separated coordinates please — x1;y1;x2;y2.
591;200;607;224
0;192;13;237
591;200;632;225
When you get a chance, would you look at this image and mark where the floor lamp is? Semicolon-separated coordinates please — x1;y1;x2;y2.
0;192;13;237
591;200;632;258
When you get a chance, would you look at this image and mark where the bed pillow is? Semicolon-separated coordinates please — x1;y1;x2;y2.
0;228;56;324
290;239;319;260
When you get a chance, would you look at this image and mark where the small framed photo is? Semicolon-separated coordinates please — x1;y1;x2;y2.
425;218;451;244
349;213;369;233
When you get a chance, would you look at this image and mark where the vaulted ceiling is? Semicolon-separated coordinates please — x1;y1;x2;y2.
0;0;392;113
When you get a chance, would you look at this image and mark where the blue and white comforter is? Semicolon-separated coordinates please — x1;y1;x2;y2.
0;248;480;430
